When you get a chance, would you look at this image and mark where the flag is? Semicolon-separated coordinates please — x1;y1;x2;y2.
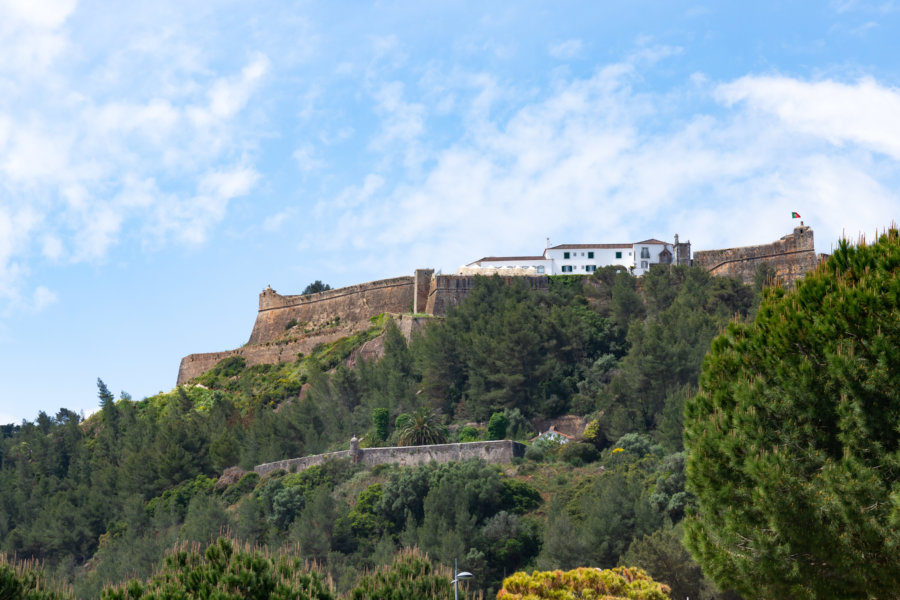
792;212;801;218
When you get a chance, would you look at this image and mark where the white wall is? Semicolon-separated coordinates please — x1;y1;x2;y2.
632;243;673;275
544;247;633;274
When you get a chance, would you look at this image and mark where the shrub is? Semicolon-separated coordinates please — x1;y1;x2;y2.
524;445;544;462
558;441;599;465
456;425;481;442
372;408;389;442
497;566;670;600
487;412;510;440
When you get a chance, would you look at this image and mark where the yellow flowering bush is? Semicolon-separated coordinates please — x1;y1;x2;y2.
496;566;670;600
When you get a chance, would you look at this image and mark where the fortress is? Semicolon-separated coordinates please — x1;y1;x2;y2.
176;271;548;384
177;225;822;384
693;223;821;287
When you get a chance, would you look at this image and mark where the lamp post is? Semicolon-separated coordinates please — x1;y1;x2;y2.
451;559;473;600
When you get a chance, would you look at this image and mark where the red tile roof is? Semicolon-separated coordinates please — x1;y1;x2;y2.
634;239;669;245
468;256;546;265
548;243;632;250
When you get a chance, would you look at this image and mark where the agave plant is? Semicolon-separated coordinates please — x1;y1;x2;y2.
397;408;447;446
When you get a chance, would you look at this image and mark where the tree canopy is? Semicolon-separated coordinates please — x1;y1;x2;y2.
684;228;900;599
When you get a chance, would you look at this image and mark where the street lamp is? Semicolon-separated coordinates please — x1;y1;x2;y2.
451;559;473;600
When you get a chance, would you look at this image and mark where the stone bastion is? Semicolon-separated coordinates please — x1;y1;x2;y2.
693;224;822;287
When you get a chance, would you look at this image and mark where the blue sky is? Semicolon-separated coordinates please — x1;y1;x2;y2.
1;0;899;424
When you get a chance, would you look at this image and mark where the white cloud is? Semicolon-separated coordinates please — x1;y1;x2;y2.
0;40;269;310
313;64;899;277
0;0;77;28
549;39;583;59
717;76;900;160
293;143;324;172
32;286;57;312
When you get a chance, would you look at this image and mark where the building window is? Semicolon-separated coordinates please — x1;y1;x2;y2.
563;251;570;259
562;265;573;273
585;265;597;272
641;260;648;269
536;266;545;274
641;247;650;259
588;251;594;258
615;251;622;259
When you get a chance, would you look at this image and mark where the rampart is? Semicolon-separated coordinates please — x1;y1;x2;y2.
249;276;415;345
693;224;819;287
425;274;549;315
253;439;526;476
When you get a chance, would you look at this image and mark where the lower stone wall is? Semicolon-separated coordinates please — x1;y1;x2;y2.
177;326;362;384
253;440;526;477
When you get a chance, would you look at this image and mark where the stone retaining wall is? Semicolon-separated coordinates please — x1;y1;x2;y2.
253;440;526;476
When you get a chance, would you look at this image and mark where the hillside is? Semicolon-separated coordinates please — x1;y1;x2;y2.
0;265;762;598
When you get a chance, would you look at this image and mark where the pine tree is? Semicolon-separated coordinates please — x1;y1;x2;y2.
684;228;900;599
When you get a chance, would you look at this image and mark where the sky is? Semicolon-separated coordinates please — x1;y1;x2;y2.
1;0;899;424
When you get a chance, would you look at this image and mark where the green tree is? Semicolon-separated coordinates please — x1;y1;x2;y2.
348;548;452;600
101;537;334;600
684;229;900;600
487;412;509;440
302;280;332;295
397;408;447;446
372;408;389;442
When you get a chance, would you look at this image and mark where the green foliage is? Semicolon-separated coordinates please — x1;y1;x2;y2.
348;547;452;600
455;425;481;442
622;523;710;600
220;472;260;506
581;419;607;449
211;356;247;377
397;408;447;446
302;280;332;295
101;537;334;600
684;229;900;600
487;412;509;440
372;408;389;442
498;479;542;514
0;555;71;600
497;566;670;600
558;441;599;466
146;475;217;521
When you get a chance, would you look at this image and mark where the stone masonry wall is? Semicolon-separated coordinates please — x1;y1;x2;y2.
425;274;549;315
177;327;356;384
253;440;526;476
693;225;819;287
249;276;415;345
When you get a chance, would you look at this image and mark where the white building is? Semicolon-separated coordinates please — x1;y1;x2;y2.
463;236;690;277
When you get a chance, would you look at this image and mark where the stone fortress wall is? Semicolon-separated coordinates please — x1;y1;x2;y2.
253;439;526;477
177;227;823;384
693;224;822;287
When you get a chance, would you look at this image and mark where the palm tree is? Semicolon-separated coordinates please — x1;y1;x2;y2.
397;408;447;446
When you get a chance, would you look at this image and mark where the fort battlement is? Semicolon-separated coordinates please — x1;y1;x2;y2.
693;224;820;287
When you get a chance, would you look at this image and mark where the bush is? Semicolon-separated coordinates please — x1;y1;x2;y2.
497;566;670;600
487;412;510;440
456;425;481;442
558;441;599;465
524;445;545;462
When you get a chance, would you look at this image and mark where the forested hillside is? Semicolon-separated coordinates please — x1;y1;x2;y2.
0;265;762;598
